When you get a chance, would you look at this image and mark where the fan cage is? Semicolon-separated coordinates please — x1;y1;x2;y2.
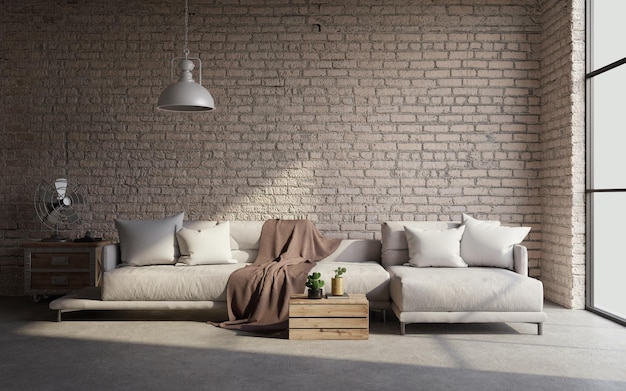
34;178;88;240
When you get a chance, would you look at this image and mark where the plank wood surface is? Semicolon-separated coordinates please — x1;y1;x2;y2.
288;293;369;340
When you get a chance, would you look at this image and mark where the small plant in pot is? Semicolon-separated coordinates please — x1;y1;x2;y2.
306;272;325;299
331;267;347;296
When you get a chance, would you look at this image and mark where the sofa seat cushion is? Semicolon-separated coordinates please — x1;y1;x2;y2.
310;261;390;302
389;266;544;313
102;264;246;301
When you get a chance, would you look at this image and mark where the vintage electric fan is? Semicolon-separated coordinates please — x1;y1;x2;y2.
34;178;87;241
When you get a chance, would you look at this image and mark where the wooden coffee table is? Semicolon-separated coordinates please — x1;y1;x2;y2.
288;293;369;340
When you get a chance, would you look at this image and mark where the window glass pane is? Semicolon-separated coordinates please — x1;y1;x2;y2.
591;0;626;71
590;66;626;189
591;192;626;320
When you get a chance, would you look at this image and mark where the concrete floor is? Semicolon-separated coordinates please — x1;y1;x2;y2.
1;297;624;391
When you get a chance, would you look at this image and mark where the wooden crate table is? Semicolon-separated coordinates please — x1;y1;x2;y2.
288;293;369;340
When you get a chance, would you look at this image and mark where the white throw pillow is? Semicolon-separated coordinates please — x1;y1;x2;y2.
461;213;501;227
184;220;218;230
404;225;467;268
460;214;530;269
176;221;236;265
179;220;218;255
115;212;185;266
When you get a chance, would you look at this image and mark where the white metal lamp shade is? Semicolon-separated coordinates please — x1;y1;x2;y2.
158;58;215;112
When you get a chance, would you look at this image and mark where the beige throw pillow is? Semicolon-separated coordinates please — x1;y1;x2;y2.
404;225;467;268
176;221;236;265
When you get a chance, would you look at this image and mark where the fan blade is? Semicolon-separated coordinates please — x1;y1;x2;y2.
54;178;68;199
44;207;64;225
60;208;81;225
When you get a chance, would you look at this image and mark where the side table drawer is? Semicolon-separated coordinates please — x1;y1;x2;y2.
31;252;91;270
22;240;113;298
30;272;91;290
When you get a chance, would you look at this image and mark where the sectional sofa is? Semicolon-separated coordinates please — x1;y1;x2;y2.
50;214;547;335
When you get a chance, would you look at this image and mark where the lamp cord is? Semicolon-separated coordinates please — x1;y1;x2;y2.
184;0;189;59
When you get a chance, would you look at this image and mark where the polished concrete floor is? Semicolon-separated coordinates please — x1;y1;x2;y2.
1;296;624;391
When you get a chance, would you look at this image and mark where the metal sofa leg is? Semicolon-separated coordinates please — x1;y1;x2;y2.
57;310;62;323
538;322;543;335
400;322;406;335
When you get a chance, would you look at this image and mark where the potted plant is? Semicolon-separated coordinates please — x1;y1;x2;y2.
331;267;347;296
306;272;325;299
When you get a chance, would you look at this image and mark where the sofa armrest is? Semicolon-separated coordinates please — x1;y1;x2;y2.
102;243;121;272
513;244;528;276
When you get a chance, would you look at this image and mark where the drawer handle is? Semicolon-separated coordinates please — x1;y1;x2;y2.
51;257;69;266
51;276;69;286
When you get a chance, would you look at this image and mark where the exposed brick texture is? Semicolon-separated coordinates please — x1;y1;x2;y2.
539;0;586;309
0;0;581;307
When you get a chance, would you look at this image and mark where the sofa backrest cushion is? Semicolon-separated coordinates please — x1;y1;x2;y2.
181;220;384;265
381;221;460;268
228;220;265;263
227;221;383;264
318;239;382;263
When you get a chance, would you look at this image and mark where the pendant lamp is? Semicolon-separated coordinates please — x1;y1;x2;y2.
158;0;215;112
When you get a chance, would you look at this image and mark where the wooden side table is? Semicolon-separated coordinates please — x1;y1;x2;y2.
288;293;369;340
22;240;112;301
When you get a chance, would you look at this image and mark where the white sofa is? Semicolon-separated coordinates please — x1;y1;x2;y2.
381;217;547;335
50;219;390;321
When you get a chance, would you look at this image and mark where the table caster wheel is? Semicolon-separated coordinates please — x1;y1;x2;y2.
32;294;49;303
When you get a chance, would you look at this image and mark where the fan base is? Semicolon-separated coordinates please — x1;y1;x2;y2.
41;234;71;242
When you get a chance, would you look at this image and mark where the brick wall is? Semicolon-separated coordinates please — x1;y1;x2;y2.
1;0;571;300
539;0;586;309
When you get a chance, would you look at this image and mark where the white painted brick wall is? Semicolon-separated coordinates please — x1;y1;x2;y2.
539;0;586;309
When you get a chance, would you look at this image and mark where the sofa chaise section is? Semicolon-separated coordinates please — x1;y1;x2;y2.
382;220;547;335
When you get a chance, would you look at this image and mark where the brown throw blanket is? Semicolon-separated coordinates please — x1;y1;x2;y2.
213;219;340;333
